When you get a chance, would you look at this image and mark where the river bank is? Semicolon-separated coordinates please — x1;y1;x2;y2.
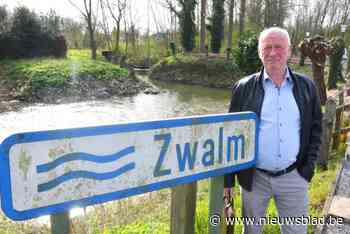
149;54;242;88
0;57;159;113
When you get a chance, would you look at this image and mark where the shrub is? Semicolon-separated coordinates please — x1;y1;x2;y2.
0;6;67;59
233;31;262;75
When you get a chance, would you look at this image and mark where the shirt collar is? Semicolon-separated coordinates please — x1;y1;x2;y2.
263;67;292;84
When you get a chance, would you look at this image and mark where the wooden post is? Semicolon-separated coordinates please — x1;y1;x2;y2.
319;98;337;170
51;212;71;234
226;48;231;61
208;176;224;234
346;132;350;161
170;182;197;234
333;88;344;150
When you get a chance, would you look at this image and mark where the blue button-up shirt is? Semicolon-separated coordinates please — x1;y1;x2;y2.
256;69;301;171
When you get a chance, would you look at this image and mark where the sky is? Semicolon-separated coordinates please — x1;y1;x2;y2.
0;0;170;33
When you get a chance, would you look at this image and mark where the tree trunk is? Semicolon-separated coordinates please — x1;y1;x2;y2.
311;63;327;105
227;0;234;49
239;0;246;36
200;0;207;53
131;25;136;54
88;25;96;60
115;23;120;53
124;17;128;54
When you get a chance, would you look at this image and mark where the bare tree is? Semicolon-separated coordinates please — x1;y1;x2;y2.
61;18;85;49
239;0;246;36
227;0;234;49
263;0;290;27
312;0;331;34
106;0;126;53
247;0;263;29
340;0;350;24
124;0;140;55
200;0;207;52
68;0;99;59
100;0;112;50
288;0;310;54
318;0;331;31
277;0;289;26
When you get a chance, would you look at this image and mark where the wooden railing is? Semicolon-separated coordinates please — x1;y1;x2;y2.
319;84;350;169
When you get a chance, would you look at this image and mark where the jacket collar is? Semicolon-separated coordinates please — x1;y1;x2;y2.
256;66;297;86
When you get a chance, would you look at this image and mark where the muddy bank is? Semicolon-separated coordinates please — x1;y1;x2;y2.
0;73;159;113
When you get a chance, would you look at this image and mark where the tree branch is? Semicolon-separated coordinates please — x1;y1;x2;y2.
164;0;180;17
68;0;88;19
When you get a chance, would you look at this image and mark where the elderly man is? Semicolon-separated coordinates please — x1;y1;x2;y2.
223;27;322;234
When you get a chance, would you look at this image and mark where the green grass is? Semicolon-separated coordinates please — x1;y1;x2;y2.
0;50;128;94
191;152;343;234
289;63;313;78
68;49;106;61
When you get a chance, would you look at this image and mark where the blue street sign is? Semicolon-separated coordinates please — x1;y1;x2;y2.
0;112;257;220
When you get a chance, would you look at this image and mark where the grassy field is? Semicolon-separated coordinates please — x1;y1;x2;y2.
289;63;313;78
0;50;128;97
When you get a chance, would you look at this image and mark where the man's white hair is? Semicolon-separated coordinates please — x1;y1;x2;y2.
258;27;291;50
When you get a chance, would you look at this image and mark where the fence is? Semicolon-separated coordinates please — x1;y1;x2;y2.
319;83;350;169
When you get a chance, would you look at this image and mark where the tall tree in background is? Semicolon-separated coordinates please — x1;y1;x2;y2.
247;0;263;29
166;0;197;52
106;0;126;53
227;0;234;50
40;10;62;36
264;0;289;27
68;0;99;59
200;0;207;52
100;0;112;50
211;0;225;53
0;5;9;34
276;0;289;26
288;0;310;54
61;18;84;49
313;0;331;34
264;0;275;27
239;0;246;36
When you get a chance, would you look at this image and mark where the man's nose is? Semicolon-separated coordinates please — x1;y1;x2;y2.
269;47;279;55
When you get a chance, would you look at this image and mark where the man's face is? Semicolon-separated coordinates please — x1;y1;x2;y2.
258;32;291;73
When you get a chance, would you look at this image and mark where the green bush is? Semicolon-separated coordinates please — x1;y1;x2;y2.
0;6;67;59
233;31;262;75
